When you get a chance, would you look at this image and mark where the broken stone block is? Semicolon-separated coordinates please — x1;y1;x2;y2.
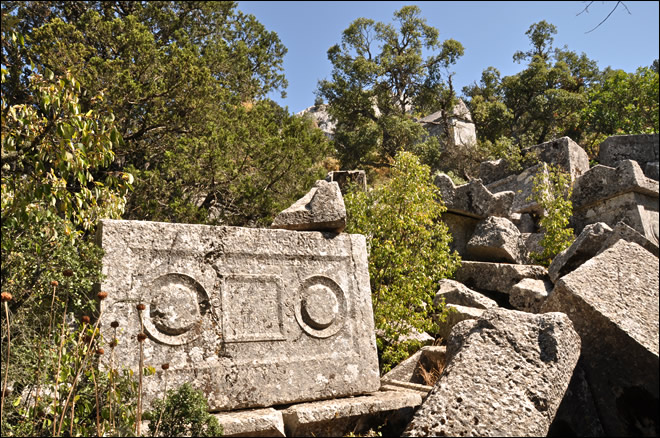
326;170;367;194
541;240;659;436
97;219;380;412
548;222;613;283
435;304;485;341
455;261;550;297
466;216;522;263
597;134;659;169
571;160;659;244
213;408;286;437
281;391;423;437
523;136;590;181
479;158;517;185
486;162;549;216
434;174;514;218
271;180;346;232
403;308;581;437
509;278;553;313
433;279;498;309
598;220;659;258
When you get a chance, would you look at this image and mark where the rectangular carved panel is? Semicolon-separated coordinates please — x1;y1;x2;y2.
97;219;380;412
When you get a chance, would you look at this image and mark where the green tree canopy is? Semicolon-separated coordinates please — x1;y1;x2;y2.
317;5;464;170
2;1;330;226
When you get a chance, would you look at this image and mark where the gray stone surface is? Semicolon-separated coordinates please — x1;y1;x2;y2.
97;219;380;412
509;278;552;313
597;133;659;168
510;212;536;233
548;222;613;283
455;261;550;296
271;180;346;232
435;304;486;342
518;232;545;264
282;391;423;437
433;279;498;309
523;136;590;181
326;170;367;194
486;163;548;215
213;408;285;437
479;158;517;185
541;240;659;436
597;220;659;258
435;174;514;219
403;309;581;437
466;216;522;263
297;104;336;139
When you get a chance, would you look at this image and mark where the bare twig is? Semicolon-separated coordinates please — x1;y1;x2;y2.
582;1;631;34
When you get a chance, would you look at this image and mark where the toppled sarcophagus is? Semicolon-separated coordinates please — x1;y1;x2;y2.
96;219;380;412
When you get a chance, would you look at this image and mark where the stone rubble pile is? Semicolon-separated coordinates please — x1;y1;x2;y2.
96;134;658;436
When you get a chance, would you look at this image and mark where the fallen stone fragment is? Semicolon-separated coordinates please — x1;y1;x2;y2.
486;162;549;216
382;346;446;391
271;180;346;232
455;261;549;296
524;136;590;181
597;220;659;258
213;408;285;437
434;174;514;218
440;212;481;257
466;216;522;263
548;222;613;283
433;279;498;309
518;232;544;264
282;391;422;437
541;240;659;436
403;308;581;437
509;278;553;313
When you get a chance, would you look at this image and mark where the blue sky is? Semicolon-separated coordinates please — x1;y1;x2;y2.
237;1;659;114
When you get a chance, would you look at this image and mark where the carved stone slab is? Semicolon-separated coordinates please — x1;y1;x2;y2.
96;219;380;412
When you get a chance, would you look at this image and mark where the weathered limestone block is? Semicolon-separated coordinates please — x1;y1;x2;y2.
466;216;522;263
97;219;380;412
598;133;659;169
479;158;516;185
326;170;367;193
455;261;549;296
509;278;552;313
435;304;485;342
434;174;514;218
523;136;590;181
271;180;346;232
403;309;581;437
572;159;659;244
541;240;659;436
282;391;423;437
548;222;613;283
440;212;480;257
486;163;548;215
597;220;659;258
213;408;286;437
510;212;536;233
433;279;498;309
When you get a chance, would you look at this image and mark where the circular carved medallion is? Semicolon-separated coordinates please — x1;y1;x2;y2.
141;273;210;345
295;276;346;338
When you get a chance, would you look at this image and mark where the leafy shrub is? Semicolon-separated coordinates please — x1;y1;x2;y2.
145;383;222;437
344;151;461;372
530;164;575;266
